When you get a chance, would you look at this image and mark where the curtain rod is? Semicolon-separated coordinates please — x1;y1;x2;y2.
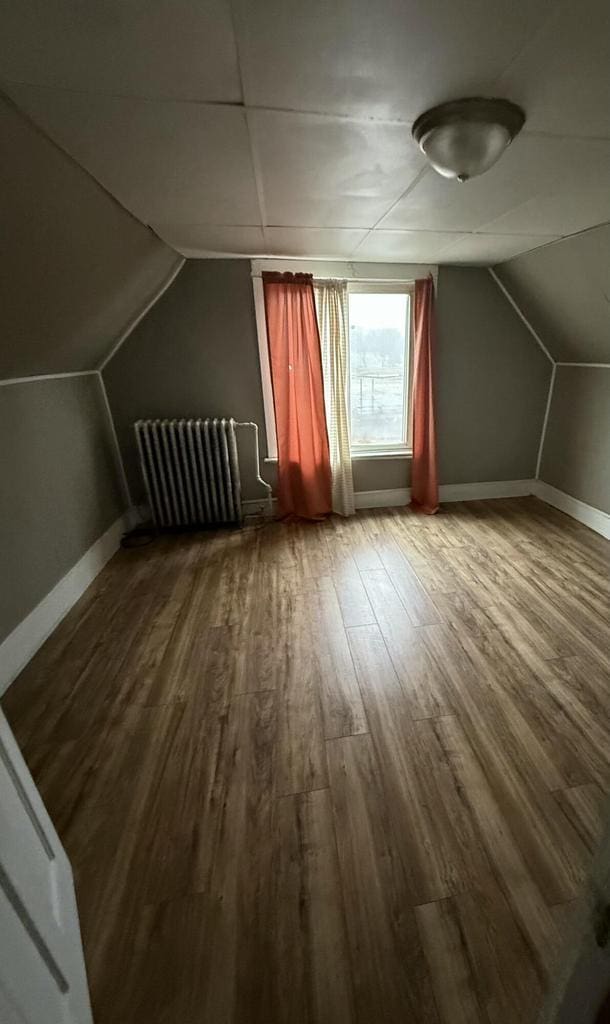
250;273;417;282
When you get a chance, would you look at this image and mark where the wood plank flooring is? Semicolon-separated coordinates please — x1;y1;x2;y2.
3;497;610;1024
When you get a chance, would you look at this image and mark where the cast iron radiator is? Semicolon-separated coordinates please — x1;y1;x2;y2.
134;417;243;528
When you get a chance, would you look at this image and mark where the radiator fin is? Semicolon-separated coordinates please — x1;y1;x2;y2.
135;418;242;528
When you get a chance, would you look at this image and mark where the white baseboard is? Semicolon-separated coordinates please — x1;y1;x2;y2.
354;479;534;509
4;482;602;699
439;479;534;501
355;488;410;509
135;498;276;522
533;481;610;540
0;514;128;697
242;496;277;517
158;480;535;518
129;502;151;526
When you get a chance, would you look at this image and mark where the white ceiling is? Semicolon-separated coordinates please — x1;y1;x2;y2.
2;0;609;264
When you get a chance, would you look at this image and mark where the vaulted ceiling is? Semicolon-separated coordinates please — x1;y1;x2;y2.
2;0;609;264
0;96;180;379
494;223;610;364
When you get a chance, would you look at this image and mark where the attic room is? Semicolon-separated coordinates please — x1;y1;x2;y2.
0;2;609;1023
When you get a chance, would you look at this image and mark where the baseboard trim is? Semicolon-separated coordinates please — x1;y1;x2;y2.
0;514;128;696
355;488;410;509
439;479;534;502
242;496;277;517
354;479;534;509
532;481;610;540
5;483;602;697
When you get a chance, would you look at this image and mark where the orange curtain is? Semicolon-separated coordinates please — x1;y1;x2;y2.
263;272;332;520
410;276;439;515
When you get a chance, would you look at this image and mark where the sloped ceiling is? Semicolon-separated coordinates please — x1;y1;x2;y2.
494;224;610;364
0;96;181;379
1;0;609;264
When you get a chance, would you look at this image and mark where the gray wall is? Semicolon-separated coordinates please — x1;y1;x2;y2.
494;224;610;364
105;259;551;501
354;267;551;489
0;375;125;644
540;367;610;514
352;457;410;493
0;95;180;377
435;266;552;485
0;95;178;650
103;260;269;502
494;228;610;514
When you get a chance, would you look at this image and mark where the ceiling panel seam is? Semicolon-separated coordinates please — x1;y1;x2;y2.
535;363;557;479
97;256;186;372
96;370;134;514
490;0;562;95
1;88;177;242
7;88;610;261
349;165;432;257
487;266;556;481
6;83;610;141
496;221;610;266
488;268;555;364
229;0;267;231
245;111;269;231
0;370;98;387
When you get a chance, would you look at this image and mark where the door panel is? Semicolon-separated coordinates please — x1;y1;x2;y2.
0;709;93;1024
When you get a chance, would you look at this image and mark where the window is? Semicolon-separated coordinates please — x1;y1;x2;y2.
347;283;412;455
251;262;417;462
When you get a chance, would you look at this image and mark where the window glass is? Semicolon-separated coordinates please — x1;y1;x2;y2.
348;291;410;449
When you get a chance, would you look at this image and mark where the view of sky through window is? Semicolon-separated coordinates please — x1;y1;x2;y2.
348;292;409;448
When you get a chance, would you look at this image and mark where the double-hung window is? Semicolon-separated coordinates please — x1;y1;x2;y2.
347;282;413;456
252;267;414;461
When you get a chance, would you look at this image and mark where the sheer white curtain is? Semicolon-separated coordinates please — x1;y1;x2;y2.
315;280;355;516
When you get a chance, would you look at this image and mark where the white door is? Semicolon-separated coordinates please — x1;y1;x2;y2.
0;708;93;1023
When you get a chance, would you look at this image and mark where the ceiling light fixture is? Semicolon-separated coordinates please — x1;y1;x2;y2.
412;97;525;183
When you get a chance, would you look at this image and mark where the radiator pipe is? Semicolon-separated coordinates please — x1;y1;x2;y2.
235;421;274;517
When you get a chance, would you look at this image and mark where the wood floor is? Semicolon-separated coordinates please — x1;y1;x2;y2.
3;497;610;1024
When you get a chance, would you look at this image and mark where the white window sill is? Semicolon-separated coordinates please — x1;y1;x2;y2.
264;449;412;464
352;449;412;460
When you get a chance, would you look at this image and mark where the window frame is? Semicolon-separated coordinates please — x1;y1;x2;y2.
251;264;419;463
252;273;279;461
346;280;414;459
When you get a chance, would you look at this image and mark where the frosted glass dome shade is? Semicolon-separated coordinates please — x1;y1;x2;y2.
412;98;525;183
